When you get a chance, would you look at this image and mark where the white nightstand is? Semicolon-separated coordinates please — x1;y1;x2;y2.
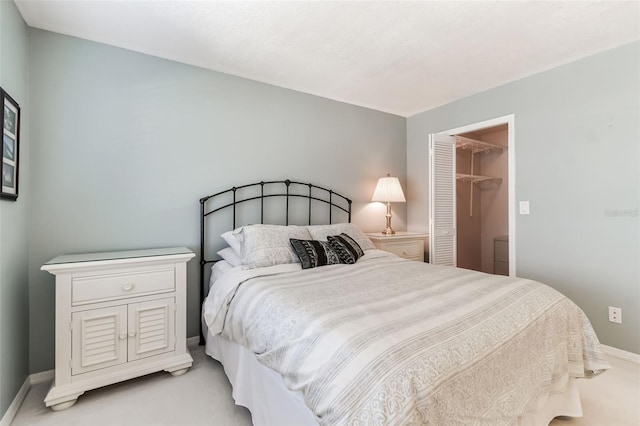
41;247;195;411
366;232;429;262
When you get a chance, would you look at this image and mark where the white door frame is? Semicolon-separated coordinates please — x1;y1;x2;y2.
441;114;516;276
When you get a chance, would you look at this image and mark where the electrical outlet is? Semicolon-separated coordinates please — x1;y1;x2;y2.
608;306;622;324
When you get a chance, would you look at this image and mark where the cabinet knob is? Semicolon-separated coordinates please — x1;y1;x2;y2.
128;330;136;337
122;283;134;291
119;332;127;340
403;250;408;255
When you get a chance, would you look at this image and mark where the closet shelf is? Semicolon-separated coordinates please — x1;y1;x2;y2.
455;135;505;217
456;136;505;154
456;173;502;185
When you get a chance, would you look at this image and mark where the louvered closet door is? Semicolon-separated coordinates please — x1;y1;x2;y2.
72;306;128;375
429;133;457;266
128;298;175;361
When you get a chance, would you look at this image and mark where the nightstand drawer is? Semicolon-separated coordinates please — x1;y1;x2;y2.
366;232;428;262
384;241;423;259
72;268;175;305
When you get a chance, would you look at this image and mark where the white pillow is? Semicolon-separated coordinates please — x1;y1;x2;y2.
210;260;235;288
306;223;375;250
237;224;312;268
221;230;242;254
216;247;242;267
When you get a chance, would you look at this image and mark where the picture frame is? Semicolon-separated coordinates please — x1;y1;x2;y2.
1;88;20;201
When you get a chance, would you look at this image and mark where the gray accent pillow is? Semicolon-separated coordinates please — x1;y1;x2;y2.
306;223;375;251
290;239;342;269
327;233;364;264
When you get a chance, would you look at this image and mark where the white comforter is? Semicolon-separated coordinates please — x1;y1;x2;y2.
203;250;610;425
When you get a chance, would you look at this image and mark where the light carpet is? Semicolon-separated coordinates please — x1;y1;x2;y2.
11;344;640;425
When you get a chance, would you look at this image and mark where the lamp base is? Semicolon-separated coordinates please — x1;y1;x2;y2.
382;202;395;235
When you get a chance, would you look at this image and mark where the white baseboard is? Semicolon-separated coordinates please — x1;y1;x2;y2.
0;370;53;426
30;369;54;385
0;376;31;426
187;336;200;348
601;344;640;364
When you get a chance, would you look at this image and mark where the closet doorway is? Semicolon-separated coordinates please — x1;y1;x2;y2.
429;115;515;276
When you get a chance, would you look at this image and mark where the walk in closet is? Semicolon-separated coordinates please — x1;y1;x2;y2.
455;125;508;274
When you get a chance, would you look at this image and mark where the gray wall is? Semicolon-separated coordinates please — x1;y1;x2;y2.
407;41;640;354
0;0;30;417
27;29;406;373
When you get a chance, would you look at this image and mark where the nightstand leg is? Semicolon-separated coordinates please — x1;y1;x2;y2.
168;367;190;377
49;399;77;411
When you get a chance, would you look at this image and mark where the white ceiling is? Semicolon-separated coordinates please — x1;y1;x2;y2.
14;0;640;117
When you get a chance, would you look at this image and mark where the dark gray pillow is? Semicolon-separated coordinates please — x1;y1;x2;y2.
290;238;342;269
327;233;364;264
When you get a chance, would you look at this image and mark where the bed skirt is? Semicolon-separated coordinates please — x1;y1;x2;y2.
205;331;583;426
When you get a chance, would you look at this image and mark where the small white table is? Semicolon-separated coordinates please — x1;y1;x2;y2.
366;232;429;262
42;247;195;411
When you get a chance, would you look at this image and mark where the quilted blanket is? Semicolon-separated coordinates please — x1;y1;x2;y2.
203;251;609;425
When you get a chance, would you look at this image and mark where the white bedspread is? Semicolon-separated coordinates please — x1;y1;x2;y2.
203;250;610;425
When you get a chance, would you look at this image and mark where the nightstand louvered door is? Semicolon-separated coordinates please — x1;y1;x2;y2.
71;298;175;375
72;306;128;375
128;298;175;361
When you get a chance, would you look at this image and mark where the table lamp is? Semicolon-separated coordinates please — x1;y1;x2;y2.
371;173;406;235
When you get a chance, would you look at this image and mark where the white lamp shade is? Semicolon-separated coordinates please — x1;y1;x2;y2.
372;175;406;203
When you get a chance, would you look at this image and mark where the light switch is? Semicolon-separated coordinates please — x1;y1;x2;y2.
519;201;530;215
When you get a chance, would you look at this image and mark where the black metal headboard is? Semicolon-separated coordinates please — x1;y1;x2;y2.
199;179;352;343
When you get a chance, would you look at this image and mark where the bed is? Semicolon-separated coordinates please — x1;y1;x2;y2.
199;180;610;426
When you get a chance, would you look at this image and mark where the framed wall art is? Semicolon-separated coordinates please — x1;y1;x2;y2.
1;88;20;201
